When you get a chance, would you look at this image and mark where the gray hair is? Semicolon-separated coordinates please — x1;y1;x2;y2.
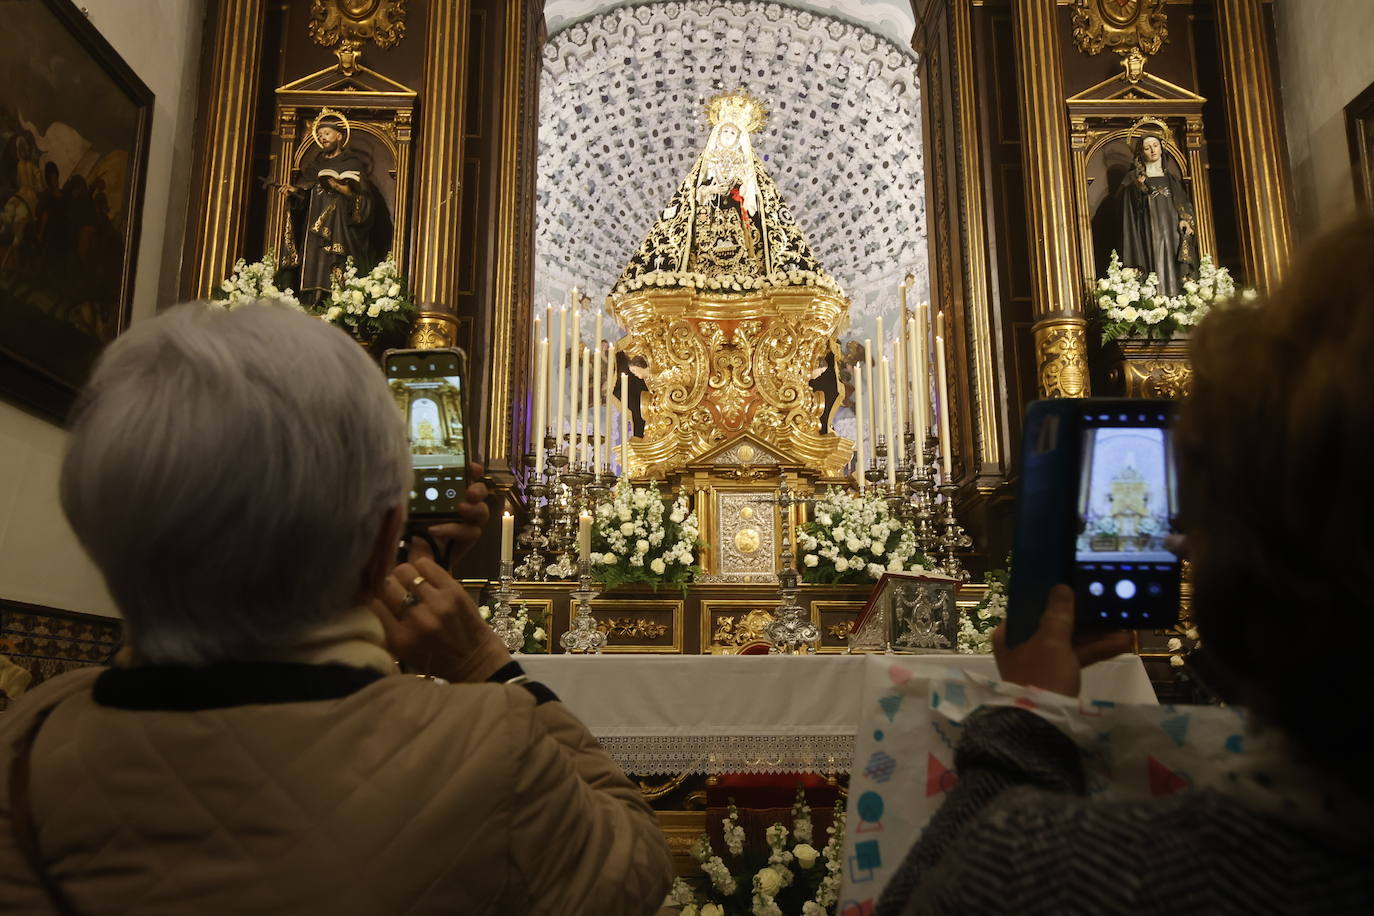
61;302;410;665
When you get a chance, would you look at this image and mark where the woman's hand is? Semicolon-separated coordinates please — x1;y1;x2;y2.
1179;218;1194;235
418;463;491;564
369;554;511;683
991;585;1134;697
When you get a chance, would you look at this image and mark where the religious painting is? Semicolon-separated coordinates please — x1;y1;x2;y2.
0;0;152;420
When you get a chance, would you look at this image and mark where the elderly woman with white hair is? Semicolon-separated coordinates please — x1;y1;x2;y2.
0;303;673;914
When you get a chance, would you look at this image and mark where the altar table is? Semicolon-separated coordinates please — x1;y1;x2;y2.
520;654;1155;776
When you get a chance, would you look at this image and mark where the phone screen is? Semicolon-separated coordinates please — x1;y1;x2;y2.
384;349;468;517
1073;406;1179;628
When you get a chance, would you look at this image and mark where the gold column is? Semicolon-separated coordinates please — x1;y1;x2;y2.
179;0;267;300
1013;0;1090;397
1215;0;1293;290
409;0;470;312
951;0;1002;470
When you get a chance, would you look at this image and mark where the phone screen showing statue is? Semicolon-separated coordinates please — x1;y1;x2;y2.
1073;408;1180;629
385;352;467;516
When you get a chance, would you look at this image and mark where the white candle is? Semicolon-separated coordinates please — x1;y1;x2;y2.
907;317;924;469
501;511;515;564
853;361;866;492
569;308;581;459
579;346;591;466
914;304;930;436
604;344;616;471
876;316;885;353
935;331;953;478
592;341;602;473
554;306;567;451
534;337;549;475
880;355;896;487
578;512;593;560
621;372;631;476
863;338;877;455
893;335;907;464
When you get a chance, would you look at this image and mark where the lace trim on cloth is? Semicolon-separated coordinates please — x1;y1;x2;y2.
597;733;855;776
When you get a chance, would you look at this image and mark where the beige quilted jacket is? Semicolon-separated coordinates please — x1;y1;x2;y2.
0;665;673;915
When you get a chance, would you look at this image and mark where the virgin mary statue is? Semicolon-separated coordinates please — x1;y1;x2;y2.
613;90;839;296
1118;133;1198;297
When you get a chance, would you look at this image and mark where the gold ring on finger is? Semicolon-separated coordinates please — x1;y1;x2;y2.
410;576;427;590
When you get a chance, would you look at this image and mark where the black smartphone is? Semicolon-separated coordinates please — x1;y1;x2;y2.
1006;398;1181;648
382;347;470;519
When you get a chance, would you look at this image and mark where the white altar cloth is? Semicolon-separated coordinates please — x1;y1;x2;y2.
519;654;1156;775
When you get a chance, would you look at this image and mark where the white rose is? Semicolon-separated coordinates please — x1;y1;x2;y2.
832;526;846;540
600;553;617;565
1167;637;1183;651
834;557;850;572
1114;292;1132;307
816;513;832;527
350;289;364;305
532;627;546;643
755;868;783;897
670;509;685;523
793;844;819;869
1170;654;1185;668
367;304;381;318
388;283;401;297
870;541;885;556
846;537;864;553
620;522;635;536
867;563;885;579
701;905;723;916
478;605;491;621
1120;306;1139;322
637;539;650;553
650;558;666;575
804;554;819;567
681;907;699;916
325;306;342;321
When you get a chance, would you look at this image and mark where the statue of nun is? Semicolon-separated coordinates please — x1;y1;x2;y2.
1118;134;1198;297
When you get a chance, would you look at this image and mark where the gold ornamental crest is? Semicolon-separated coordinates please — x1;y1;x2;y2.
706;89;768;134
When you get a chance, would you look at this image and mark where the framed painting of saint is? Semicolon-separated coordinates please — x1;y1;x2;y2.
0;0;153;421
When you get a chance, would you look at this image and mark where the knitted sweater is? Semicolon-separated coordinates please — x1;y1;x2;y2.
878;707;1374;915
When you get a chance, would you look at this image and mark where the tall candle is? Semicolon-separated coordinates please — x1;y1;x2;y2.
570;308;582;458
864;337;877;453
592;348;602;471
500;511;515;564
892;335;907;463
534;337;549;475
914;304;930;436
554;306;567;450
907;317;924;468
879;355;897;487
620;372;631;476
604;344;616;471
853;361;866;492
579;346;591;466
935;332;953;478
578;512;593;560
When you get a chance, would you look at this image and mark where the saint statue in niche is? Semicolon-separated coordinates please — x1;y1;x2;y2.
1117;134;1197;297
278;108;390;305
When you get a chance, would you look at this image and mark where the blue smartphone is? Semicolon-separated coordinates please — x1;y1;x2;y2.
1006;399;1181;648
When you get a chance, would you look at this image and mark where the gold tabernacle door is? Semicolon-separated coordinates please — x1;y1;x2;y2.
613;286;852;478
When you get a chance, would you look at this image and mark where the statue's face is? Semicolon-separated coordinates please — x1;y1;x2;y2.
718;124;740;149
1141;136;1162;163
318;125;342;151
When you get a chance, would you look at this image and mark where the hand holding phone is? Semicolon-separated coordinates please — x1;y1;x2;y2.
993;584;1134;697
1006;398;1182;648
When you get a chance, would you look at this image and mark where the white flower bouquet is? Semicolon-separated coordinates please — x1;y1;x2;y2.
477;603;548;654
798;489;930;585
318;254;415;342
590;479;701;589
216;253;302;310
1093;251;1254;343
957;566;1008;655
616;267;844;298
666;791;845;916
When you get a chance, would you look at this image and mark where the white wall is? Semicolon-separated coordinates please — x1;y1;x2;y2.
1276;0;1374;238
0;0;206;617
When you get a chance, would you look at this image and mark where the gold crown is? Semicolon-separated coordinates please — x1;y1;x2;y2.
705;90;768;134
311;107;352;147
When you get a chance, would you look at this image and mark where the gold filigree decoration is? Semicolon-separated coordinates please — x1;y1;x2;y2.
706;89;768;134
711;608;777;651
1072;0;1168;59
1034;321;1090;398
826;622;853;639
409;311;458;349
597;617;668;640
308;0;408;73
1124;359;1193;398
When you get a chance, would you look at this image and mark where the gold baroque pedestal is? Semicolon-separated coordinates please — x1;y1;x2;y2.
612;286;853;479
1103;338;1193;399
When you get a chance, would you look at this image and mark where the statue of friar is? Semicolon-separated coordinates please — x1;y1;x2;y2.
278;108;389;305
1118;133;1198;297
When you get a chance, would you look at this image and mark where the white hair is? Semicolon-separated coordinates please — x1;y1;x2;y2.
61;302;411;665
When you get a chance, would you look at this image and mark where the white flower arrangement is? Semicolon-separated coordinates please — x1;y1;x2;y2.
667;791;846;916
319;254;415;342
590;479;700;588
216;253;303;310
957;566;1008;655
616;267;845;298
799;489;930;585
1093;251;1255;343
477;603;548;654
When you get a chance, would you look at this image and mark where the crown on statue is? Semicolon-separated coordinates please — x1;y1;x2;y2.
705;89;768;134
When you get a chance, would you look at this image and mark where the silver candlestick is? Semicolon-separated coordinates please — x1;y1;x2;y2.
488;560;526;653
761;473;819;654
559;559;606;654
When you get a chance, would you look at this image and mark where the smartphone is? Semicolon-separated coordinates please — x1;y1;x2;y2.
1006;398;1181;648
382;347;470;519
